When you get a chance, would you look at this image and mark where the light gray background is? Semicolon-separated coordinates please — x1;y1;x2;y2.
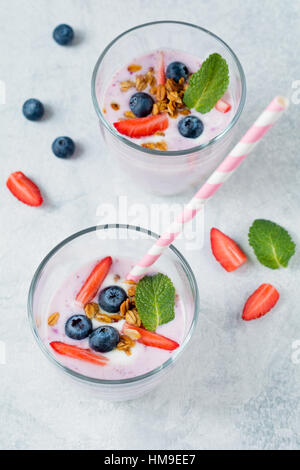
1;0;300;450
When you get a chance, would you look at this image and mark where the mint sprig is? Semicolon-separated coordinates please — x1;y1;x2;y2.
135;274;175;332
249;219;296;269
183;53;229;114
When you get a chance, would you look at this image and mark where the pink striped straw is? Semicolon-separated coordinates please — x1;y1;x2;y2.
127;96;289;282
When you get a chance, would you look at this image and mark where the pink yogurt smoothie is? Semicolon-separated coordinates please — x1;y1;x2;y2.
102;49;234;151
45;257;185;380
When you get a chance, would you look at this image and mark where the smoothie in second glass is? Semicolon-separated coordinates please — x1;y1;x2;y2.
46;256;185;380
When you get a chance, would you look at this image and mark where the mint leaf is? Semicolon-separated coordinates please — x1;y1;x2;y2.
183;53;229;113
249;219;296;269
135;274;175;332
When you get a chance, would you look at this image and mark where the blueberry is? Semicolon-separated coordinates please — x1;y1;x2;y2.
52;137;75;158
65;315;92;340
53;24;74;46
89;326;120;353
99;286;128;313
22;99;44;121
129;92;154;118
178;115;204;139
166;62;189;83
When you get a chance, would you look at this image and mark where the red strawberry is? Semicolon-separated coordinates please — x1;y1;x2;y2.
124;323;179;351
215;98;231;113
210;228;247;272
76;257;112;306
50;342;108;365
114;114;168;138
6;171;43;206
157;51;166;85
242;284;280;321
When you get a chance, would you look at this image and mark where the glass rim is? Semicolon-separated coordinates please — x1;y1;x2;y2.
27;224;200;386
91;20;246;157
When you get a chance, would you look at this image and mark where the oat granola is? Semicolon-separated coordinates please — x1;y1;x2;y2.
84;302;100;319
48;312;60;326
117;334;136;356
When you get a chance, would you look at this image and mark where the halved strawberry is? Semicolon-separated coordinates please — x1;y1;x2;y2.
50;342;108;365
114;114;168;138
6;171;43;206
76;256;112;306
124;323;179;351
210;228;247;272
215;98;231;113
242;284;280;321
157;51;166;85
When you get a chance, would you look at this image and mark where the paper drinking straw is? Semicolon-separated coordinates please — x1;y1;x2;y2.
127;96;289;282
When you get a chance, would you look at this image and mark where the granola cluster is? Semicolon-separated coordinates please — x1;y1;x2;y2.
84;301;122;323
116;332;139;356
120;66;156;94
109;63;191;151
152;78;190;119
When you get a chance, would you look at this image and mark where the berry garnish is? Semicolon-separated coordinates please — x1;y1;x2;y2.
113;114;168;138
89;326;120;353
124;323;179;351
76;257;112;306
166;61;189;83
135;274;175;331
129;92;154;118
52;137;75;159
50;342;108;366
65;315;92;340
22;99;44;121
242;284;280;321
215;98;231;113
157;51;166;85
6;171;43;207
98;286;128;313
249;219;296;269
53;24;74;46
178;115;204;139
210;228;247;272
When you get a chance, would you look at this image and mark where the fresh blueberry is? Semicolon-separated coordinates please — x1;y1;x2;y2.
52;136;75;158
65;315;92;340
99;286;128;313
22;99;45;121
89;326;120;353
53;24;74;46
129;92;154;118
178;115;204;139
166;61;189;83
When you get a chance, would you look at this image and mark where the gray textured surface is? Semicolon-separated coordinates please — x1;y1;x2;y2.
1;0;300;450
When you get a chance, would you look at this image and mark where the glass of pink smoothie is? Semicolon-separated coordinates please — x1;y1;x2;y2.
92;21;246;196
28;225;199;401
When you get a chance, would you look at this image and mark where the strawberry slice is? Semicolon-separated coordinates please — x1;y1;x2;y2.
242;284;280;321
76;256;112;306
114;114;168;138
124;323;179;351
6;171;43;206
215;98;231;113
157;51;166;85
210;228;247;272
50;342;108;365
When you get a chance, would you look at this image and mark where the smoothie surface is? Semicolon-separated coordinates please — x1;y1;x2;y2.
101;49;234;151
45;257;185;380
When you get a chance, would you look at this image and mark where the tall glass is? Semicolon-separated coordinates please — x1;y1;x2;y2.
92;21;246;196
28;225;199;401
